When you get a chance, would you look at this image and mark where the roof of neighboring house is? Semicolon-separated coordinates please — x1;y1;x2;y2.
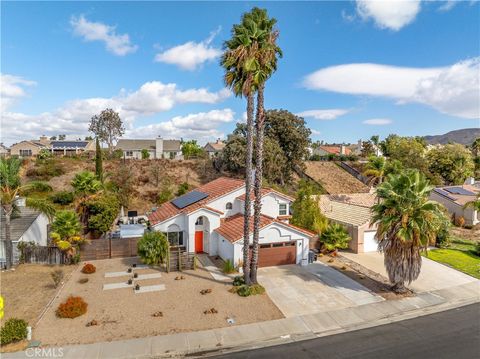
432;185;480;206
51;141;90;149
148;177;245;225
236;188;295;202
215;213;315;243
116;139;182;152
204;141;225;152
11;140;46;149
318;145;352;155
318;195;373;227
163;140;182;152
323;192;377;208
0;207;43;242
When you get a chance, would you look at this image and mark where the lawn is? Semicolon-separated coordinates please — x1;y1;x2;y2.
424;237;480;279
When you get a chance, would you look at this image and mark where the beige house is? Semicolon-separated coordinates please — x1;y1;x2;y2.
10;140;46;157
116;137;182;159
318;192;378;253
0;143;10;157
204;139;225;158
9;136;94;157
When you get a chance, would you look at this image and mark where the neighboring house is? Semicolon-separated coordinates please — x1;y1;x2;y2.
148;177;313;267
0;204;50;265
116;137;183;159
0;143;9;157
204;139;225;158
313;145;351;156
318;192;378;253
9;140;46;157
349;140;382;157
430;180;480;227
50;140;95;156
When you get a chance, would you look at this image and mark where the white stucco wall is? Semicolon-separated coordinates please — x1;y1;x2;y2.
186;209;221;254
430;192;478;226
218;234;235;263
238;193;291;218
207;187;246;216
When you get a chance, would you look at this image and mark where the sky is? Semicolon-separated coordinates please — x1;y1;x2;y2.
1;0;479;146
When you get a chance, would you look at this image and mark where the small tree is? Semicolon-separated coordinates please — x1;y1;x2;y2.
181;140;203;159
89;108;125;153
141;149;150;159
320;223;351;252
71;171;101;197
51;210;81;240
95;138;103;182
291;180;328;233
137;231;169;266
109;164;134;208
176;182;190;196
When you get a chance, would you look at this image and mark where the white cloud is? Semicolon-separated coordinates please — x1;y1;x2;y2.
297;109;350;120
70;15;138;56
437;0;457;12
310;129;321;136
0;74;36;111
126;109;235;143
1;80;231;144
303;57;480;119
355;0;421;31
154;29;222;71
363;118;393;125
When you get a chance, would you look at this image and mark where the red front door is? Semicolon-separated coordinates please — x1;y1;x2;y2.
195;231;204;253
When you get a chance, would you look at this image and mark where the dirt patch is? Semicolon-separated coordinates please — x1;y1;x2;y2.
450;226;480;242
304;161;370;194
33;257;283;346
318;254;413;300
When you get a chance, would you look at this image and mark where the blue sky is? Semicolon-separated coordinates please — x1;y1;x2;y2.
1;0;479;145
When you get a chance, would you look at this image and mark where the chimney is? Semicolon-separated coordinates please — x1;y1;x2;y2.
340;145;346;155
155;136;163;159
39;135;49;145
216;138;221;144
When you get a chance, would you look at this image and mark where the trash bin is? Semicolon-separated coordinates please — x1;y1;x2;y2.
308;250;317;263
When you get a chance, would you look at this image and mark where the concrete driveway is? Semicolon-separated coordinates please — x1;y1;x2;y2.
341;251;479;293
258;263;383;317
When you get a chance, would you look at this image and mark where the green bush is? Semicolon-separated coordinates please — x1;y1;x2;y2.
26;159;65;180
49;191;75;205
0;318;28;345
141;149;150;159
233;276;245;287
85;194;120;234
475;242;480;257
51;210;81;239
176;182;190;196
236;284;266;297
320;223;351;252
137;231;169;265
223;259;235;274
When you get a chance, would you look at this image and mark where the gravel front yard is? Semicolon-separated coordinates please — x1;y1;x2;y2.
34;257;283;346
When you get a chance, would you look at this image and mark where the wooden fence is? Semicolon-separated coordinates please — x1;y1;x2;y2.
80;237;140;261
20;246;68;265
167;247;196;272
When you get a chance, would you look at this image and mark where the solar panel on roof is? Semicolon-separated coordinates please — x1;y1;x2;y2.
434;188;456;200
444;187;476;196
171;191;208;209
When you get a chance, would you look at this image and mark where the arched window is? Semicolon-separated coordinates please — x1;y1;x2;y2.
226;202;233;210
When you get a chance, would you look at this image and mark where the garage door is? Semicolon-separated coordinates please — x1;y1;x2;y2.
363;231;378;252
251;241;296;267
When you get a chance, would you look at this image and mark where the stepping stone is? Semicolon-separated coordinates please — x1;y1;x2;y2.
105;271;131;278
134;284;166;294
103;282;134;290
136;273;162;280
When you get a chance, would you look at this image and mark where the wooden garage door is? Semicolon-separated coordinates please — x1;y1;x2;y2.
251;241;296;267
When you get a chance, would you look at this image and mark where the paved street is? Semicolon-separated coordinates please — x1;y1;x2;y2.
212;303;480;359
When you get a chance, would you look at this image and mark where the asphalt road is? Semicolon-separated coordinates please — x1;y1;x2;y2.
211;303;480;359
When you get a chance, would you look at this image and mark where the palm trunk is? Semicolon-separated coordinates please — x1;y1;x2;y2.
250;83;265;284
242;93;254;285
3;205;14;269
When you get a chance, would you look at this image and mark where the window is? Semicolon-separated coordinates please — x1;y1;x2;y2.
125;151;133;157
195;217;203;225
279;203;288;216
226;202;233;210
167;231;184;246
19;149;32;157
169;152;176;159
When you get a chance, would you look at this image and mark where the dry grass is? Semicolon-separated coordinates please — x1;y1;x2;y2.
304;162;370;194
33;257;283;346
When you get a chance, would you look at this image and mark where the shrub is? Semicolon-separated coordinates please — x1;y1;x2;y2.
49;191;75;205
137;232;169;265
141;149;150;159
320;223;351;252
223;259;235;274
51;210;81;239
85;194;120;234
158;187;174;204
81;263;96;274
26;159;65;180
56;296;87;318
233;276;245;287
176;182;190;196
474;242;480;257
454;216;465;228
78;278;89;284
236;284;266;297
56;240;72;251
51;269;64;288
37;148;53;160
0;318;28;345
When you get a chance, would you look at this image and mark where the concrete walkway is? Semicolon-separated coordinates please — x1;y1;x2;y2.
5;280;479;359
341;251;479;292
197;254;235;282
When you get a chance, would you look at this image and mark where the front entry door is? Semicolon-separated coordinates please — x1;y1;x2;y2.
195;231;204;253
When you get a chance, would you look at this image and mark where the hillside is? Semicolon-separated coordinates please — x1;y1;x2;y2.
424;128;480;145
304;161;370;194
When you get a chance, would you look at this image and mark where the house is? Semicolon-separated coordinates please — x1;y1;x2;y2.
313;145;351;157
148;177;313;268
9;140;47;157
50;140;95;156
116;137;183;159
349;140;382;157
0;143;9;157
204;139;225;158
318;192;379;253
430;179;480;227
0;201;50;265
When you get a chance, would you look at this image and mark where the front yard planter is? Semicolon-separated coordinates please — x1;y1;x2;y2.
135;284;140;291
127;279;132;285
133;273;138;278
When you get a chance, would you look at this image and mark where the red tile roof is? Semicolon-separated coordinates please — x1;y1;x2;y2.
215;214;316;243
319;145;351;155
148;177;244;225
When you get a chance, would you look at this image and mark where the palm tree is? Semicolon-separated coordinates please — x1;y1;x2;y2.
248;8;282;284
320;223;351;253
363;155;386;185
71;171;102;227
371;170;448;293
0;158;55;268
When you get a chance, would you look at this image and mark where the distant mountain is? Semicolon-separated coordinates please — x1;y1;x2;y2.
424;128;480;145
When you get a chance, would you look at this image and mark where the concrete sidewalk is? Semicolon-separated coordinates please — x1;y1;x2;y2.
4;281;479;359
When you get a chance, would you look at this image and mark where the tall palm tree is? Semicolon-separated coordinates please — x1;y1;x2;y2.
0;158;55;269
363;155;386;185
371;170;448;293
248;8;282;284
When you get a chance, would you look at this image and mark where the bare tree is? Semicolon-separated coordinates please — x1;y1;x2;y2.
89;108;125;153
